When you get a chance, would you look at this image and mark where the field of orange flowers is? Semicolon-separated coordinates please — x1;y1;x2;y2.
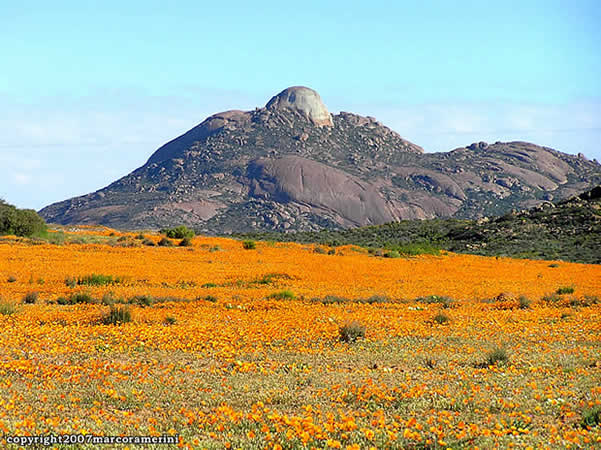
0;228;600;449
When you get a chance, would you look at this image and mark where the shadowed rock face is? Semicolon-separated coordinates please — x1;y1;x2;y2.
248;156;395;226
39;87;601;232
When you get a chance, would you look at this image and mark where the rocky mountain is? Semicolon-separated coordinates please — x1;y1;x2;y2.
39;86;601;232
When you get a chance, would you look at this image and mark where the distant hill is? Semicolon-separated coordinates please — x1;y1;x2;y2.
237;186;601;264
39;86;601;232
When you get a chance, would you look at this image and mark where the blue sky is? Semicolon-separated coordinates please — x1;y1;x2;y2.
1;0;600;209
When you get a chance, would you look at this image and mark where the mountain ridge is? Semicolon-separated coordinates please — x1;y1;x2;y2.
39;86;601;232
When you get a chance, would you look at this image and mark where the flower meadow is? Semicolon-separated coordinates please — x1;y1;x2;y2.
0;229;600;449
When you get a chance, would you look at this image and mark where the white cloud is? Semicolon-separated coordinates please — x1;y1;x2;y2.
12;173;31;185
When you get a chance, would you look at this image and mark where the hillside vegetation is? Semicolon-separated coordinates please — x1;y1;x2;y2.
236;186;601;264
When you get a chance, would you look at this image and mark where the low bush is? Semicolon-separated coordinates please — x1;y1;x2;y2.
415;295;455;308
66;274;124;286
518;295;531;309
158;237;174;247
267;290;295;300
70;293;96;304
242;240;256;250
0;300;16;315
128;295;154;307
480;346;509;367
542;292;562;304
179;237;193;247
339;321;366;343
164;316;177;325
556;286;575;295
433;312;450;324
161;226;195;240
23;292;38;304
580;405;601;429
102;306;131;325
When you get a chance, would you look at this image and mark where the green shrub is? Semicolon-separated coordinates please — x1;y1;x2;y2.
67;274;123;286
164;316;177;325
267;290;295;300
392;243;441;256
580;406;601;428
142;238;156;246
56;296;69;305
556;286;575;295
242;240;256;250
339;321;366;343
542;293;562;303
481;346;509;367
203;295;218;303
365;295;390;304
128;295;154;307
70;293;96;304
135;233;146;240
0;200;47;237
102;306;131;325
518;295;531;309
201;282;218;288
158;237;174;247
315;295;350;305
383;250;401;258
327;248;336;255
7;275;16;283
179;237;193;247
161;225;195;239
313;246;327;254
101;292;116;306
433;312;450;324
23;292;38;304
0;300;16;315
415;295;455;308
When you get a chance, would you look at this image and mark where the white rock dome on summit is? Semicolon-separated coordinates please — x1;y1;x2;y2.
266;86;333;127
